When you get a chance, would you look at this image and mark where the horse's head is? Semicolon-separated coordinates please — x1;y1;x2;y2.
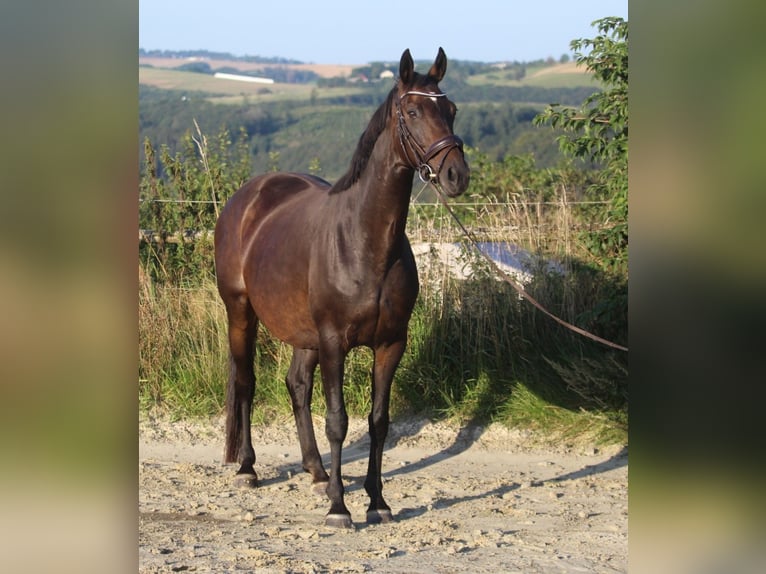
394;47;470;198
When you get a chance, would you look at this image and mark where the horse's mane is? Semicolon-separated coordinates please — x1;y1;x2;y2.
329;87;396;194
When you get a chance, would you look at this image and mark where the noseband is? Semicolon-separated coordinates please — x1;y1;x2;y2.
395;90;464;183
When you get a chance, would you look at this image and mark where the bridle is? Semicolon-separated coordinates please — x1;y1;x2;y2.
395;90;464;183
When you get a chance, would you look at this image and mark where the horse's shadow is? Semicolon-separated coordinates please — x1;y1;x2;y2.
258;419;628;524
343;419;627;482
255;416;434;488
379;442;627;524
254;416;452;488
546;446;628;483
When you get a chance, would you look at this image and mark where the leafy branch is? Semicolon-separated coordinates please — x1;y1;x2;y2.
534;17;628;276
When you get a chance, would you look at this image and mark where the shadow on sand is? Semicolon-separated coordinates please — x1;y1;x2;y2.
254;417;627;524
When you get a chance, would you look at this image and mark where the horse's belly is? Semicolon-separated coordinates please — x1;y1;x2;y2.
249;289;319;349
244;244;319;349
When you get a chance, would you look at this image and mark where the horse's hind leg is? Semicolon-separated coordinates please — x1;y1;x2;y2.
364;340;406;524
285;348;329;494
222;293;259;487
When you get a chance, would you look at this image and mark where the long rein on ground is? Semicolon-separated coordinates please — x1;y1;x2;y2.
396;90;629;353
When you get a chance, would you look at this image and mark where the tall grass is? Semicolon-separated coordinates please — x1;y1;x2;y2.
138;268;229;418
137;263;379;423
139;194;627;445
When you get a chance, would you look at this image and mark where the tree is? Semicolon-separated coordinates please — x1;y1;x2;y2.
535;17;628;275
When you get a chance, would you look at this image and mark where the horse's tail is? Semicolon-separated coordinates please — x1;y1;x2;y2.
224;353;241;463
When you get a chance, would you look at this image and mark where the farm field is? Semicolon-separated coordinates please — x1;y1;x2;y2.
139;56;596;101
139;67;312;100
466;61;599;89
139;56;357;78
139;67;380;106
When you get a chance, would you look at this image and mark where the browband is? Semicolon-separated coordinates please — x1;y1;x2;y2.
400;90;448;99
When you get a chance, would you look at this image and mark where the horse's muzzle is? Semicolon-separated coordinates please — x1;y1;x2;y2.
437;150;470;197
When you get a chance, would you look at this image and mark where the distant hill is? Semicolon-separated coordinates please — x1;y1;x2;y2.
138;51;600;178
139;48;305;65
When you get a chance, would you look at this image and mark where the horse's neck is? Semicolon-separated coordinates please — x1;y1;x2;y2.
353;132;414;256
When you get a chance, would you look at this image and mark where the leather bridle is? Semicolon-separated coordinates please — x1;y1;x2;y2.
395;90;464;183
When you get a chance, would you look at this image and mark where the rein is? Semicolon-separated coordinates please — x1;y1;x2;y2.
424;179;629;353
395;86;626;351
396;91;464;183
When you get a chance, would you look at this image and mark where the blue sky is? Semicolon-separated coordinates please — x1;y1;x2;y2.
139;0;628;64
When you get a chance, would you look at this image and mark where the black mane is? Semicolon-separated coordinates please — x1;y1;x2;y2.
329;87;396;194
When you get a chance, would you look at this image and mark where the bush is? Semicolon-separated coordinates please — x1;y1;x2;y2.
139;125;252;285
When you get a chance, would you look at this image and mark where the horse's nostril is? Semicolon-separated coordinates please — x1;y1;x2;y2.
457;167;470;192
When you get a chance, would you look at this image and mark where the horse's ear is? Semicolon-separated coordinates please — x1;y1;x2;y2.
399;49;414;85
428;47;447;82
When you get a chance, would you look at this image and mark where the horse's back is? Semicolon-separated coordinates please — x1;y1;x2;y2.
243;172;330;214
215;172;329;273
218;172;329;228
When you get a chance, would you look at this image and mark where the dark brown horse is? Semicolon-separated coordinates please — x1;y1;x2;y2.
214;48;469;528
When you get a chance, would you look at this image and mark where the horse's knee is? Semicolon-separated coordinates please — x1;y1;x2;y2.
325;410;348;443
369;406;389;426
368;408;389;436
286;378;310;410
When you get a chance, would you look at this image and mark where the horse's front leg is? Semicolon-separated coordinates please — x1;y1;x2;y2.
318;338;352;528
285;347;329;494
364;340;405;523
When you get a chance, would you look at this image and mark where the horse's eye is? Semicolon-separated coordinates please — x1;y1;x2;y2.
407;109;417;119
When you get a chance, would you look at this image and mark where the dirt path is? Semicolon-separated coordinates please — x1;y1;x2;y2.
139;415;627;573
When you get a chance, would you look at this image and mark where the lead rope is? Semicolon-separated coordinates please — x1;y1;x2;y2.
421;177;629;352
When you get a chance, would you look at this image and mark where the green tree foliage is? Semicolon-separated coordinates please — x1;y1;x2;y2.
140;127;252;284
456;103;562;166
535;17;628;276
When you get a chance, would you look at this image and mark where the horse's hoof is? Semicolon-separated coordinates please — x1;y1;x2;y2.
366;509;394;524
233;472;258;488
311;481;329;496
325;513;353;528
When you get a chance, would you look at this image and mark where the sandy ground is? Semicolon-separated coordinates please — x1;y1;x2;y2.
139;414;627;573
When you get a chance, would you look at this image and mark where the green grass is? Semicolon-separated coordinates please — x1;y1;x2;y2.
139;252;627;446
138;279;230;418
138;274;380;423
498;381;627;446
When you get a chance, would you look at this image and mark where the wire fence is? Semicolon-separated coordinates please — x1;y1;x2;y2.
139;198;612;243
139;198;611;206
